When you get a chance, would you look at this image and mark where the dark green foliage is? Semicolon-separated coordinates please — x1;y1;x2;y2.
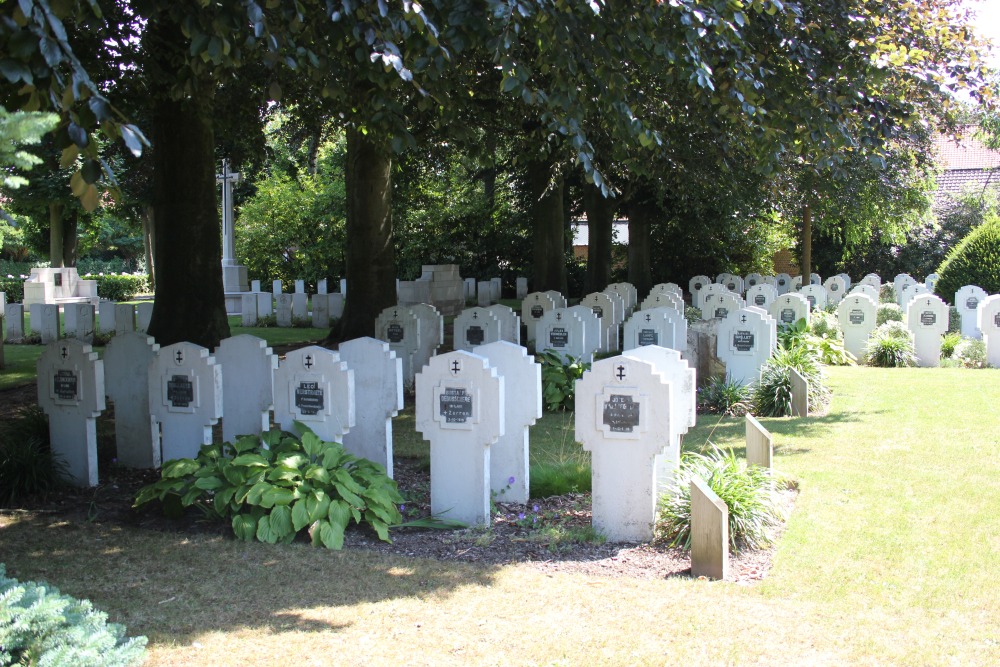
0;276;23;302
698;374;752;417
934;213;1000;303
529;461;592;499
85;273;149;302
864;322;917;368
879;283;897;304
0;565;147;667
877;302;903;325
940;332;962;358
537;350;589;412
656;446;782;553
134;425;403;549
0;407;66;506
753;346;832;417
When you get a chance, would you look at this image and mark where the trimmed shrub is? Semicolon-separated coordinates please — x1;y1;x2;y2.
948;306;962;334
698;374;752;416
0;565;147;667
656;445;783;553
0;276;24;303
83;273;149;302
877;302;903;325
864;322;917;367
934;213;1000;303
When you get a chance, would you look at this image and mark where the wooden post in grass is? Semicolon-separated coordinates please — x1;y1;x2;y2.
790;367;809;417
745;414;773;470
691;476;729;580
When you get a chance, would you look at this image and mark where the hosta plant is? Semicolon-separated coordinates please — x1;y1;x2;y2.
537;349;589;412
134;425;403;549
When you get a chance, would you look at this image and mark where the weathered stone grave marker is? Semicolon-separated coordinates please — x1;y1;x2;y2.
790;367;808;417
149;342;223;462
4;303;24;342
376;305;421;385
215;335;277;442
311;293;331;329
241;293;259;326
582;291;620;353
978;294;1000;367
273;345;355;443
103;331;160;469
411;303;444;376
115;303;136;334
340;337;403;477
745;414;773;470
824;276;847;306
64;303;95;343
799;284;828;311
537;308;588;362
746;283;778;311
775;273;792;295
623;307;686;353
33;303;59;343
486;303;520;345
771;293;810;327
521;291;557;344
276;293;294;327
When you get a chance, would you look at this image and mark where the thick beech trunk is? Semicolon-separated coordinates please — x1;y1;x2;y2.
528;158;566;294
583;184;614;294
626;196;654;299
332;126;396;342
62;209;77;267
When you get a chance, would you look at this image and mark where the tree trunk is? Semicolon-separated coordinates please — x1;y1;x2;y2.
583;183;614;294
527;158;566;294
331;126;396;343
141;205;156;288
48;202;64;268
626;196;654;299
801;203;812;282
145;18;229;348
62;209;78;267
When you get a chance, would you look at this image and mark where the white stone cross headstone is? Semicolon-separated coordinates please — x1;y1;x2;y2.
746;283;778;311
707;291;744;320
273;345;355;443
486;303;521;345
149;342;223;462
537;307;588;362
717;308;776;386
623;306;686;353
103;331;160;469
906;294;949;367
4;303;24;342
956;285;989;340
415;350;504;526
544;289;568;309
771;292;810;327
521;292;557;344
454;306;502;351
901;284;929;318
799;284;828;311
582;291;620;353
850;283;879;303
924;273;939;292
823;276;847;306
836;293;877;361
37;340;105;486
689;275;712;309
977;295;1000;367
473;341;542;504
894;273;917;305
575;355;671;542
376;305;421;386
215;335;277;442
860;273;881;290
339;337;403;477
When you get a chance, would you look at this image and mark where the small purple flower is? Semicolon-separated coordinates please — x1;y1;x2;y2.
518;512;526;521
399;504;406;512
508;476;516;485
112;457;118;464
532;504;539;512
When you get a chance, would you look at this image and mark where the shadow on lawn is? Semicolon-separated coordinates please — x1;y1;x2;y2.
0;512;500;643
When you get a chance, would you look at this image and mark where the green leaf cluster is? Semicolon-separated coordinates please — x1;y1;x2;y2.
134;425;403;549
536;350;589;412
934;214;1000;303
753;343;832;417
863;322;917;368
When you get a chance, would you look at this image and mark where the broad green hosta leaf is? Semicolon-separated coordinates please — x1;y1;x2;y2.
232;514;256;541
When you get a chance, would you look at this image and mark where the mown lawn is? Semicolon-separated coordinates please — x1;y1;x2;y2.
2;367;999;665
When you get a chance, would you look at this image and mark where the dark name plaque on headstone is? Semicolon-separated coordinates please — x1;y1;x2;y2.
439;387;473;424
592;306;603;318
295;381;324;415
466;325;485;346
549;327;568;348
966;297;979;310
54;272;63;287
603;394;640;433
830;283;839;292
727;282;736;291
849;309;865;325
994;312;1000;328
780;308;795;324
694;282;703;291
733;330;755;352
167;374;194;408
387;323;404;343
53;369;78;401
715;307;728;319
638;328;658;346
748;279;757;287
920;311;936;326
754;294;766;306
778;278;786;286
531;305;544;319
806;295;816;308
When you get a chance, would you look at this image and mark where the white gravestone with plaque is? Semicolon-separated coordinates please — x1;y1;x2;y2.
486;303;520;345
416;350;504;526
575;355;672;542
717;308;776;386
340;337;403;478
521;292;557;344
791;275;803;290
582;291;620;353
894;273;917;306
537;308;588;362
544;289;568;309
746;283;778;311
810;272;822;286
37;340;105;486
906;294;949;367
860;273;881;290
771;292;810;327
720;274;745;295
103;332;160;469
744;273;763;290
799;284;828;311
473;341;542;504
924;273;939;292
689;275;711;309
115;303;135;334
640;290;684;313
837;273;852;289
836;293;877;360
956;285;988;340
64;303;95;343
273;346;355;443
376;306;421;386
216;335;277;442
977;295;1000;367
901;284;929;318
601;289;626;335
606;283;637;315
149;342;223;462
823;276;847;306
774;273;792;296
708;290;744;320
566;305;603;362
410;303;444;376
850;283;879;303
454;307;502;352
623;307;686;353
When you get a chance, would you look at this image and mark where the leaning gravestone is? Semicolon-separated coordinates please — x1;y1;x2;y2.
977;295;1000;367
836;293;877;361
473;341;542;504
746;283;778;311
582;291;620;353
37;340;105;486
340;337;404;478
689;275;712;309
799;284;828;311
454;306;501;352
771;292;810;327
575;355;671;542
149;342;223;462
4;303;24;343
537;308;588;362
273;345;355;443
906;294;949;367
716;308;776;386
956;285;989;340
691;476;729;581
215;335;277;442
376;305;421;386
486;303;520;345
136;302;154;334
521;292;557;344
415;350;504;526
64;303;95;343
103;332;160;469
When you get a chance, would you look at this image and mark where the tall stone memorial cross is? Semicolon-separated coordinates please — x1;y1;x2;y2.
148;342;223;462
473;341;542;504
273;346;355;444
416;350;504;526
906;294;949;367
339;337;404;478
37;340;105;486
956;285;988;340
215;335;277;442
575;355;671;542
217;159;242;273
978;295;1000;367
836;293;877;361
103;332;160;469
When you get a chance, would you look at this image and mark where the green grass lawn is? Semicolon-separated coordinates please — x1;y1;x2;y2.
2;366;999;665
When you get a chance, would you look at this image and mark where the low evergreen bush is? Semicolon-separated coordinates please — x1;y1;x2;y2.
0;276;24;303
84;273;149;302
0;565;147;667
934;213;1000;301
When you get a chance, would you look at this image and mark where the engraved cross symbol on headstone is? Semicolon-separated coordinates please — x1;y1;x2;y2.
741;314;747;323
60;346;68;359
645;313;651;322
175;350;184;364
451;360;461;375
616;365;626;380
556;312;562;321
304;354;314;369
393;309;398;317
473;311;478;319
